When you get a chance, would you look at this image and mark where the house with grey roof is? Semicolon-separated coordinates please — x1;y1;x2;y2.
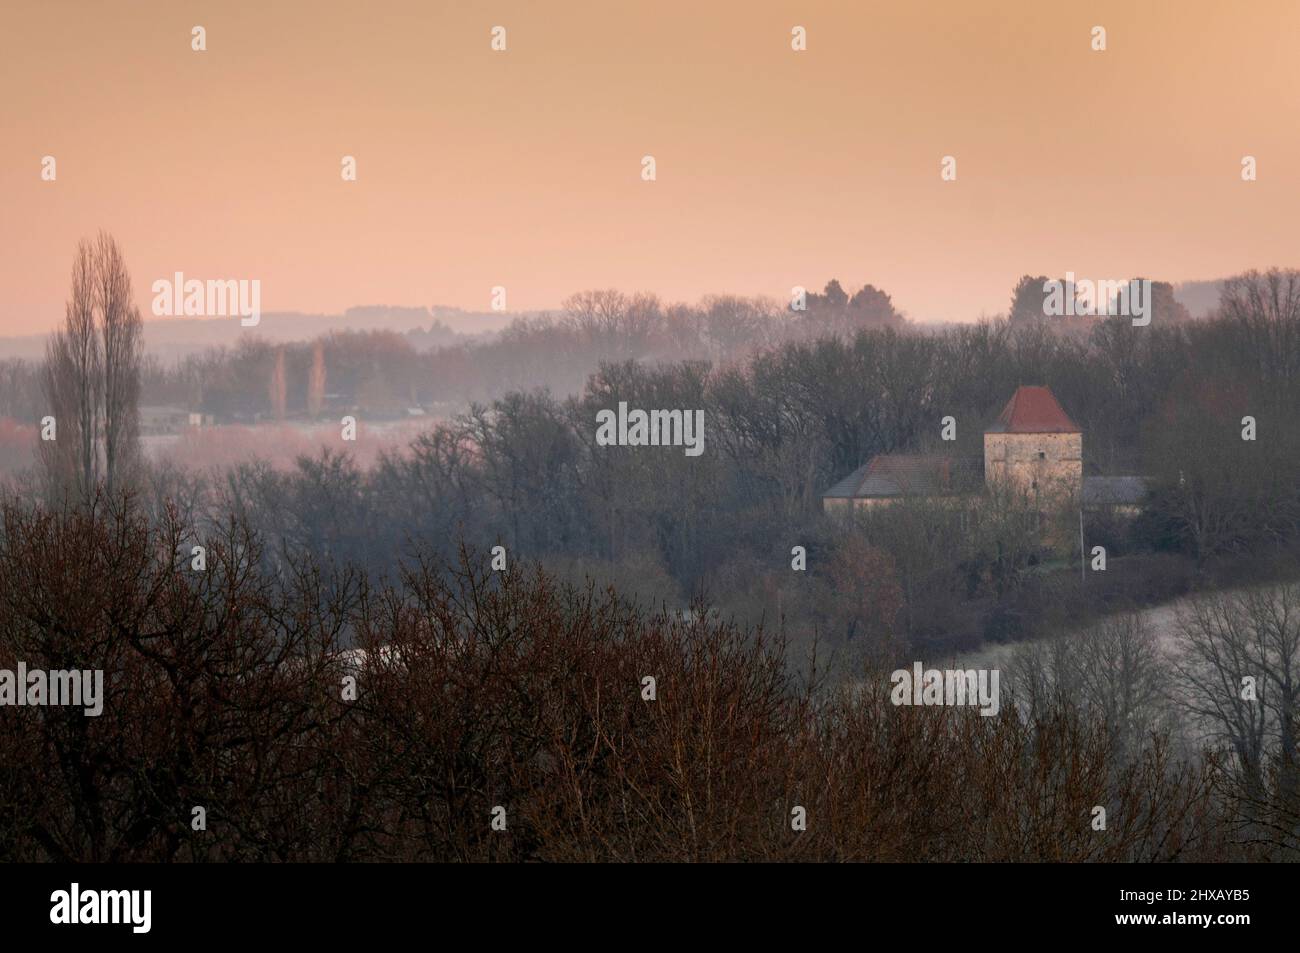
822;454;983;512
822;386;1149;516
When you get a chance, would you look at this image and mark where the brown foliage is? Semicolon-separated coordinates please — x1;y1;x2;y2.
0;502;1250;862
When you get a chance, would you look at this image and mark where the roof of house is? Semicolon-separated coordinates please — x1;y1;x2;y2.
822;454;982;500
1082;475;1149;506
984;385;1081;434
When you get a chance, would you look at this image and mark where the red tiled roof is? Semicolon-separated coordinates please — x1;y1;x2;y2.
985;386;1080;434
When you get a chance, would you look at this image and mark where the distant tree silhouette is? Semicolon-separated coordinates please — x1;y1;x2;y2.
307;341;326;417
269;349;287;420
40;232;141;504
1009;274;1052;326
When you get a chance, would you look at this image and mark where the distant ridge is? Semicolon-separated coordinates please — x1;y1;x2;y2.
1171;279;1226;319
0;305;525;362
1168;270;1294;319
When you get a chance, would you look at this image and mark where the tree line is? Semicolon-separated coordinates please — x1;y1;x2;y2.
44;269;1282;661
2;239;1299;860
0;500;1292;861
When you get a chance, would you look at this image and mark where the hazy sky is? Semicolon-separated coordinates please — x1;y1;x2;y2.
3;0;1298;336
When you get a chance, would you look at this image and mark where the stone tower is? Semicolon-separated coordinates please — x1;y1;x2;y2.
983;386;1082;499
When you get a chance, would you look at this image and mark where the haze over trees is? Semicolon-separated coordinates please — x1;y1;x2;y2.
11;266;1300;655
2;266;1299;860
0;500;1286;862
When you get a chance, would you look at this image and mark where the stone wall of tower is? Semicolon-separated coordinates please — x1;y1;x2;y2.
983;432;1082;498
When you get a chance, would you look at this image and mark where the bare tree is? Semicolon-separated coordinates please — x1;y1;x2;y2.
39;333;84;502
40;233;141;503
94;232;143;496
1009;612;1172;765
41;240;100;504
1217;269;1300;404
1171;581;1300;853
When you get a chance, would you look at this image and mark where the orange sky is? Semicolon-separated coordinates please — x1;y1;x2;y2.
2;0;1298;336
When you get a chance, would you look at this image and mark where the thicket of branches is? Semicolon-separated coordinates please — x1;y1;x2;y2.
6;240;1298;862
39;232;144;505
53;269;1290;663
65;282;901;420
4;500;1292;862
